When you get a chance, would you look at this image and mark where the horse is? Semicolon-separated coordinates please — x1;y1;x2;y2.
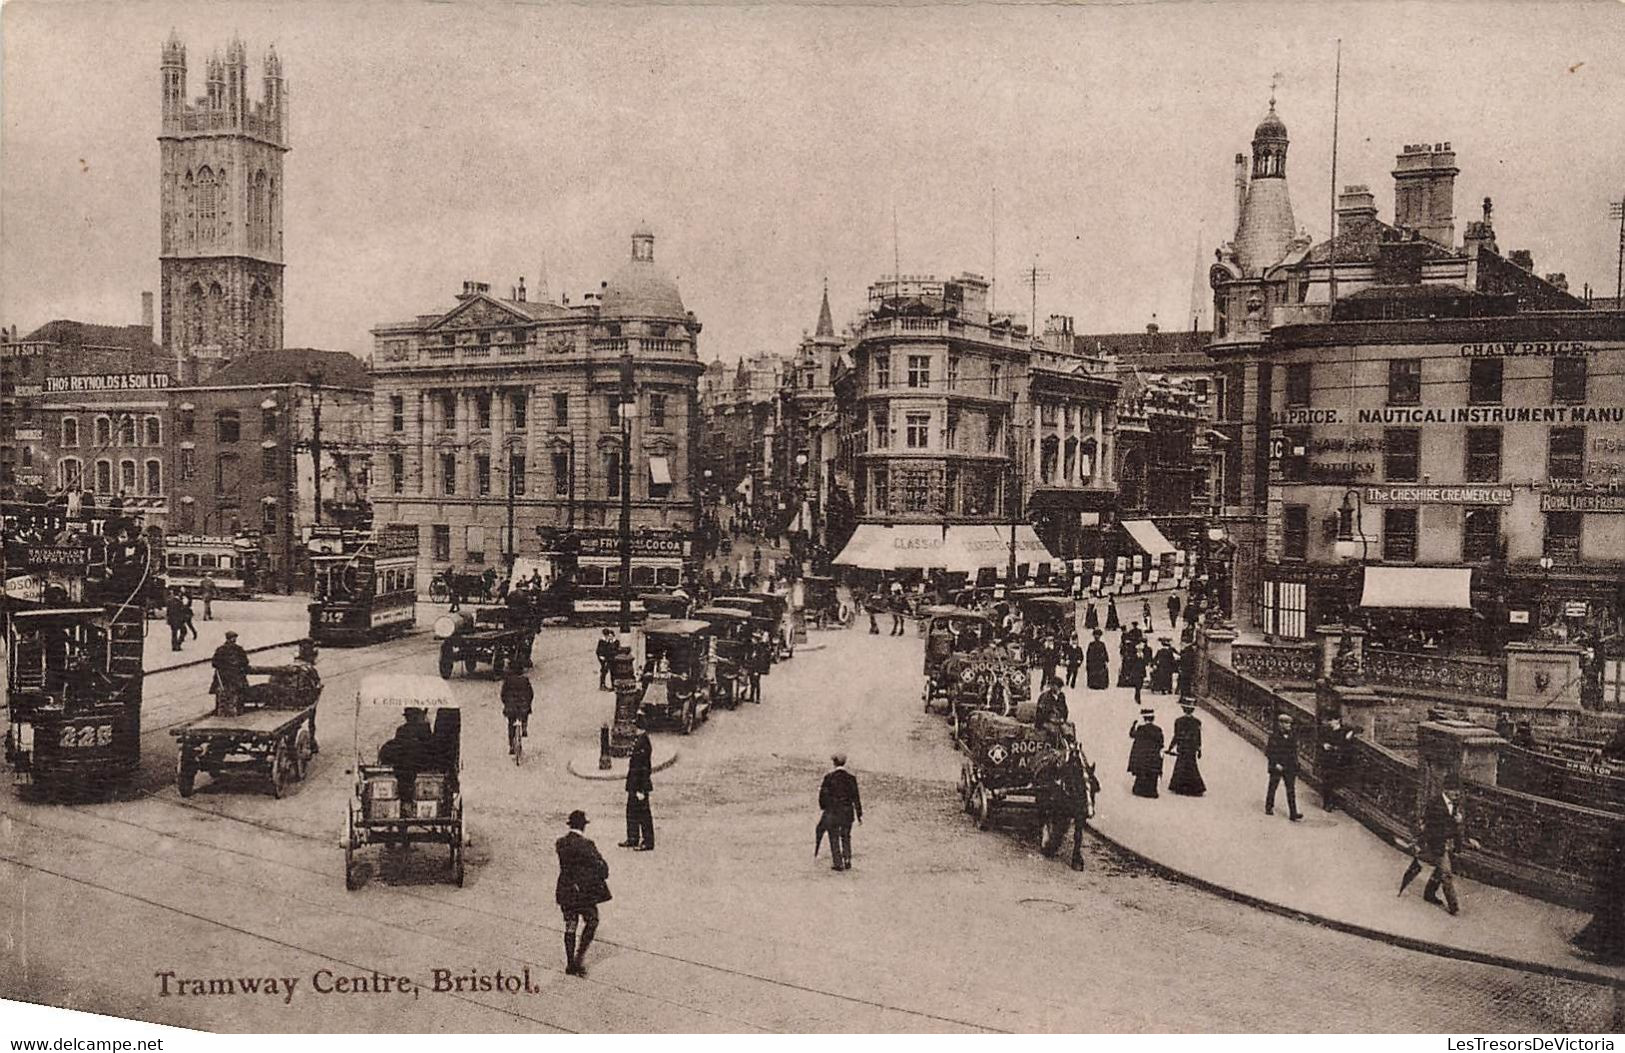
1034;741;1099;870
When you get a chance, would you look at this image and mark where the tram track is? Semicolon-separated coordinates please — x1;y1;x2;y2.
6;630;1010;1033
4;799;1005;1033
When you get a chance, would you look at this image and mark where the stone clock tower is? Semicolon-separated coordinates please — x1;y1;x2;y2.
158;32;288;380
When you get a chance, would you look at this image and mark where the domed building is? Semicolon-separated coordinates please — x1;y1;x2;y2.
369;226;706;611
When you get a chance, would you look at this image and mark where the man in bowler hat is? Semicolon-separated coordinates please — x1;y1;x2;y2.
620;715;655;850
556;810;611;976
819;754;863;870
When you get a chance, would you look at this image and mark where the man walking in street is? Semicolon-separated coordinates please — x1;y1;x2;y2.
500;667;533;765
1265;711;1304;820
620;716;655;850
209;630;250;717
556;810;611;977
819;753;862;871
595;629;618;691
1167;591;1181;629
1399;777;1476;915
165;591;189;652
198;572;217;621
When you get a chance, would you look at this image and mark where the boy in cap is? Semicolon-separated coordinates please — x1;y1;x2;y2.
556;810;611;976
1265;711;1304;821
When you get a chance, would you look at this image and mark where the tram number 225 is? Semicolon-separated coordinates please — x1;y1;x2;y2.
59;724;114;749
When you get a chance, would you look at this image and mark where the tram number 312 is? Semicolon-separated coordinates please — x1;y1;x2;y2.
59;724;114;749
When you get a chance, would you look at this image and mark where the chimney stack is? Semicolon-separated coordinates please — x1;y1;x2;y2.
1392;142;1458;248
1335;184;1379;238
141;291;154;332
516;276;527;302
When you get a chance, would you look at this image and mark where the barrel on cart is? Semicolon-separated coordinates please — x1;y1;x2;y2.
171;659;322;798
434;609;535;678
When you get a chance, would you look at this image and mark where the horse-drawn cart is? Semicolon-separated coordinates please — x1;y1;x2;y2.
171;659;322;798
957;710;1096;858
434;609;535;679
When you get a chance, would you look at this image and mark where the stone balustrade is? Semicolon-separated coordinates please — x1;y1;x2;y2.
1365;647;1508;701
1230;641;1319;685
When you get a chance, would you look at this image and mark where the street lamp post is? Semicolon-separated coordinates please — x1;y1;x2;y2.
618;349;636;635
1538;554;1555;639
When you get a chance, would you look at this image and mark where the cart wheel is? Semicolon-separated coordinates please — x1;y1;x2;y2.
973;785;993;830
293;726;314;781
177;755;197;798
463;654;478;674
270;740;290;799
923;682;933;712
344;806;358;889
958;764;973;810
951;706;963;742
438;649;454;679
1039;814;1061;857
681;701;696;736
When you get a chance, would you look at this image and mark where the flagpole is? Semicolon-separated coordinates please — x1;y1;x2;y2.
1328;39;1342;312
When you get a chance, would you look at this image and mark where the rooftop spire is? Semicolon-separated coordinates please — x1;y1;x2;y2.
815;277;834;337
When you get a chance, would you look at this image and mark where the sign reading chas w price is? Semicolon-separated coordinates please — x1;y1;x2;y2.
44;372;172;393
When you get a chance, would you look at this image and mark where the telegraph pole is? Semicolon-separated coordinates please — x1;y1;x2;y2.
506;451;517;573
1611;197;1624;303
307;369;324;525
1006;388;1019;592
618;349;635;634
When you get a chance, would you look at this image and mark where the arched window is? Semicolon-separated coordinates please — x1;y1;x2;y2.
215;452;239;494
61;417;79;448
119;416;136;446
208;282;224;344
183;169;196;246
95;416;112;446
216;410;240;443
95;459;113;494
145;417;161;446
145;459;162;495
197;166;217;244
59;458;82;490
187;282;206;348
250;170;268;251
266;178;276;250
120;459;137;494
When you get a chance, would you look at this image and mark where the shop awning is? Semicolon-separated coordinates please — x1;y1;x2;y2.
648;456;671;486
1121;519;1177;559
1359;566;1473;610
832;523;1056;574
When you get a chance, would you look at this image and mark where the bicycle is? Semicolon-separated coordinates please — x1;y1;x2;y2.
508;717;527;766
429;573;450;603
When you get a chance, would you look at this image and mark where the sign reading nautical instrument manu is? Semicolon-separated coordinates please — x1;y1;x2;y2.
1358;406;1625;425
44;372;172;393
1364;485;1514;506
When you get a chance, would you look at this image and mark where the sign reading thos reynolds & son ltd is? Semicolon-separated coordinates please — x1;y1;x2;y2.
44;372;172;393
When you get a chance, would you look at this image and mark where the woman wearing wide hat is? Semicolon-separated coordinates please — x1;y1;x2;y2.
1166;699;1206;796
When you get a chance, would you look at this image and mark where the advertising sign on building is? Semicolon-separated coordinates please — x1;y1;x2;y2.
13;427;44;441
1540;491;1625;513
1358;405;1625;426
1364;485;1514;505
43;372;172;393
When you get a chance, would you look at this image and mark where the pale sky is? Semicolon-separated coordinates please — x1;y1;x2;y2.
3;0;1622;364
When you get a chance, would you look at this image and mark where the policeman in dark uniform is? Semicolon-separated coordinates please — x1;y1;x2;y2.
619;716;655;851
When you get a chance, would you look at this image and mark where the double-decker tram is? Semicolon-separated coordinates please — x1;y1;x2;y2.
161;534;259;597
532;529;693;623
308;524;419;645
2;500;155;798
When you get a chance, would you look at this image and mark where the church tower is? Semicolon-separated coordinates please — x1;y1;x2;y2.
158;32;288;380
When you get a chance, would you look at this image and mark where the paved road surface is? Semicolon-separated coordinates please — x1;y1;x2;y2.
1;626;1614;1031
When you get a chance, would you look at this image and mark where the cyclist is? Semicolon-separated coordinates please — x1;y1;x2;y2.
501;667;534;764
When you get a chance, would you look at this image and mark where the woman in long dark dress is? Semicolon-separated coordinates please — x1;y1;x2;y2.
1166;701;1206;796
1176;644;1196;698
1104;597;1121;632
1084;602;1099;631
1127;709;1164;797
1085;629;1111;690
1150;638;1177;694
